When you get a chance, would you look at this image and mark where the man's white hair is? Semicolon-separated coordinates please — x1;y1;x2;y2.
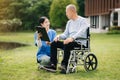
66;4;77;12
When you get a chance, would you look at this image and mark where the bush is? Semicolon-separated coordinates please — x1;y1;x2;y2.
0;18;22;32
110;26;120;30
107;26;120;34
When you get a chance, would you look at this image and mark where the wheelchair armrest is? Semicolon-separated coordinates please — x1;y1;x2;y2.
74;37;90;49
75;37;89;41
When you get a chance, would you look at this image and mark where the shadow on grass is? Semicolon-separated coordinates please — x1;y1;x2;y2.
0;41;29;50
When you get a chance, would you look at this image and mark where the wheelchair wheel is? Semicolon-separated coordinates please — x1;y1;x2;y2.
84;53;97;71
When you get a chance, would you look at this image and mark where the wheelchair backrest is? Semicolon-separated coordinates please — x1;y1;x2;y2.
86;27;90;49
87;27;90;38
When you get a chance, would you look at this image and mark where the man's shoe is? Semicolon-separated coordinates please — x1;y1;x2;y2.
60;65;67;74
60;68;66;74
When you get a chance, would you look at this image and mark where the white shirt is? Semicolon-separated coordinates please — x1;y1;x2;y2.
59;16;90;46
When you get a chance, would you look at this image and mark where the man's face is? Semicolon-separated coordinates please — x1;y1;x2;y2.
66;8;73;19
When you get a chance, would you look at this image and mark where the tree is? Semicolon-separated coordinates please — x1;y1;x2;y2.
0;0;53;31
8;0;52;30
49;0;78;29
0;0;13;19
0;0;22;32
76;0;85;17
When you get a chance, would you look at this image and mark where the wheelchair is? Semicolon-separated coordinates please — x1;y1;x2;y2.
57;28;98;74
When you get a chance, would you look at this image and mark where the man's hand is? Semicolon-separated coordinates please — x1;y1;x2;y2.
64;37;74;44
54;35;60;42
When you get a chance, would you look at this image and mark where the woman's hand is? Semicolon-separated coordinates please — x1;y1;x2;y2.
37;32;42;40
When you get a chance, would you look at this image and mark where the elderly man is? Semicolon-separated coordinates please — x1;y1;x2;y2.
44;4;89;74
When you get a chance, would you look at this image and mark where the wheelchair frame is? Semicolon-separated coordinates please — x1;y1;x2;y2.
58;28;98;74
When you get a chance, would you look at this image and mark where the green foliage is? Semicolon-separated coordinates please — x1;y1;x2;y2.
0;0;52;31
107;26;120;34
9;1;27;19
110;26;120;30
49;0;78;28
108;30;120;34
25;0;52;30
0;18;22;32
76;0;85;17
0;0;13;19
0;0;85;31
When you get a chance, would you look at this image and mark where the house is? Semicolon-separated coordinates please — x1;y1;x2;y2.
85;0;120;31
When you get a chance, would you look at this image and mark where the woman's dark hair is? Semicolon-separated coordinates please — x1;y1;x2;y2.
39;16;48;26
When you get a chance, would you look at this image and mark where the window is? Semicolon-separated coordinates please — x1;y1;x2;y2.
113;12;118;26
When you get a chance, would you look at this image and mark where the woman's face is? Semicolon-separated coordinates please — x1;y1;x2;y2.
41;18;50;28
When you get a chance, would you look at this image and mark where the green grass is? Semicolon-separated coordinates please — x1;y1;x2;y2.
0;32;120;80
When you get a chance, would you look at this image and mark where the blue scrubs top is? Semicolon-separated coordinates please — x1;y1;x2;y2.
34;29;56;60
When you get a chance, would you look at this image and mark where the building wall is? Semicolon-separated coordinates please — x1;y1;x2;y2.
85;0;120;30
118;11;120;26
90;15;110;29
85;0;120;16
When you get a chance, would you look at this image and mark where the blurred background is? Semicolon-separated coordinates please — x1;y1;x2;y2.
0;0;85;32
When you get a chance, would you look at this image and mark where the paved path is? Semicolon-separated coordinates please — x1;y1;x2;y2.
90;28;108;33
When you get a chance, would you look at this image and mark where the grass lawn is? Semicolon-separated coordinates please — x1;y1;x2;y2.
0;32;120;80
